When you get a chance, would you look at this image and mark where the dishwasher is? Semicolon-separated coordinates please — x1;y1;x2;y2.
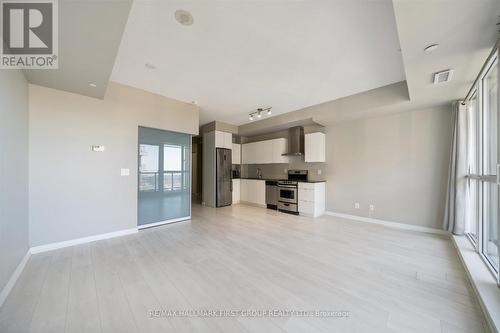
265;180;278;210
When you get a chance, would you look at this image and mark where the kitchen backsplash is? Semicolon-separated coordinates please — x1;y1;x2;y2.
241;159;326;181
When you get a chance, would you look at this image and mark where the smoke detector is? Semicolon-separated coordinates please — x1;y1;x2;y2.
175;10;194;26
433;69;453;84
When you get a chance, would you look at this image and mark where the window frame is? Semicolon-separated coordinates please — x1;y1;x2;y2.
465;46;500;285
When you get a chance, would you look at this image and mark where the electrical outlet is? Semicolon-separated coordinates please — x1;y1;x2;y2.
369;204;375;211
317;169;322;175
284;168;288;174
354;202;360;209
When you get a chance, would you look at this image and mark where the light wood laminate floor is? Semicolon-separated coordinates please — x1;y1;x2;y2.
0;204;488;333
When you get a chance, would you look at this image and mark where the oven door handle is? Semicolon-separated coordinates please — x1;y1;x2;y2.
279;185;297;189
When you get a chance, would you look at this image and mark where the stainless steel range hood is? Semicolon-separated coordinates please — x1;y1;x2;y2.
282;126;304;156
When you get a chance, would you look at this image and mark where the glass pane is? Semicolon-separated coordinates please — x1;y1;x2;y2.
466;92;480;243
467;179;479;242
164;145;182;171
483;62;498;176
483;182;499;271
138;127;191;226
482;60;499;272
139;144;159;192
467;93;478;175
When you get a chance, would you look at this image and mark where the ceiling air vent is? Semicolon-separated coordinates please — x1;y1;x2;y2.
433;69;453;84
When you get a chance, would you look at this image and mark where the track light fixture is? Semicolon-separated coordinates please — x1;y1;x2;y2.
249;107;272;121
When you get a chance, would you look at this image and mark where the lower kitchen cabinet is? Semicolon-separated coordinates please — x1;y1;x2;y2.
240;179;266;207
232;179;240;203
298;182;325;217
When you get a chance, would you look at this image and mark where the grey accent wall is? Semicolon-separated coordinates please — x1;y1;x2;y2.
242;125;325;143
325;106;452;229
238;81;410;136
29;82;199;247
201;121;239;135
242;161;325;182
0;70;29;293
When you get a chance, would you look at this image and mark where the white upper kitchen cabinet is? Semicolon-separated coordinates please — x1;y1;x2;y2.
242;138;288;164
258;141;273;163
271;138;289;163
304;132;326;162
241;142;256;164
215;131;233;149
242;141;271;164
232;143;241;164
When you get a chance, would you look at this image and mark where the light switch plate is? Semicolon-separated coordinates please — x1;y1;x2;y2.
120;168;130;176
91;145;105;152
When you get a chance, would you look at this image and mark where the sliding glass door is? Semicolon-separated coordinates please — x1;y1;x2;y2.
466;49;500;279
482;58;499;272
138;127;191;228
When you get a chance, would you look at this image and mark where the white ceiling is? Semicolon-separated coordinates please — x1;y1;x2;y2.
25;0;132;98
239;0;500;133
393;0;500;107
111;0;406;125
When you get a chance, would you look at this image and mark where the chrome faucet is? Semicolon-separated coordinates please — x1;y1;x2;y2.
257;168;262;179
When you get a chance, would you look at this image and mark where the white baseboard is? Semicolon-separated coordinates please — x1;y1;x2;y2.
325;211;449;235
30;228;138;254
1;227;139;308
0;250;31;307
138;216;191;230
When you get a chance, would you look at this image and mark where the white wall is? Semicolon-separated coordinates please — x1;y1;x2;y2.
325;106;452;229
0;70;29;292
29;82;199;247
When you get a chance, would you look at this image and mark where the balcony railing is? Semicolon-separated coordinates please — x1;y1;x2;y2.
139;171;189;192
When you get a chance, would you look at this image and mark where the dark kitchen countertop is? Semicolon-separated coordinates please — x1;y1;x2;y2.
233;177;284;181
297;180;326;183
234;177;325;183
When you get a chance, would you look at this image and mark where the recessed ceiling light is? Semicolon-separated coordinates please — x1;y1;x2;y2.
175;9;194;26
145;63;156;70
424;44;439;53
89;83;97;88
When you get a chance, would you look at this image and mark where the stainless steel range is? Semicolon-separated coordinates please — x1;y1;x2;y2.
277;170;308;214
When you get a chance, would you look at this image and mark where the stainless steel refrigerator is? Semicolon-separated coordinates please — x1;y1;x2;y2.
216;148;232;207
